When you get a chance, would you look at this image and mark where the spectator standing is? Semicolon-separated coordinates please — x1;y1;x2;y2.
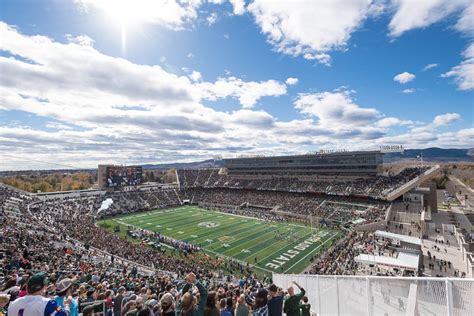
160;293;175;316
252;289;268;316
8;272;67;316
299;297;310;316
235;294;249;316
55;278;79;316
126;296;144;316
267;284;283;316
220;298;231;316
176;273;208;316
0;294;11;316
114;286;126;316
225;297;234;316
204;291;220;316
283;282;305;316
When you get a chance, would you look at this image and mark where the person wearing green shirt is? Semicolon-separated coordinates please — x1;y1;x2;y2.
299;297;310;316
176;273;208;316
283;282;305;316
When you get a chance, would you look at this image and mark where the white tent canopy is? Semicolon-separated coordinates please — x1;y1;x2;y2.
374;230;422;246
355;252;419;271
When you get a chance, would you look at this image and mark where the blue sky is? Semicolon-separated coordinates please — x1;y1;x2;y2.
0;0;473;170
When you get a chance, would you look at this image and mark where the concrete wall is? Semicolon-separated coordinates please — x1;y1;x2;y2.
355;220;386;232
420;180;438;212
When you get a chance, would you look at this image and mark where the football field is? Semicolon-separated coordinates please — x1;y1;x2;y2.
107;206;341;274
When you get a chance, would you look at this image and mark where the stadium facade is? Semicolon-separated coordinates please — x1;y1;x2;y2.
224;151;384;177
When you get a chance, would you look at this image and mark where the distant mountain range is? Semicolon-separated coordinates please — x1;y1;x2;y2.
142;148;473;169
383;148;474;162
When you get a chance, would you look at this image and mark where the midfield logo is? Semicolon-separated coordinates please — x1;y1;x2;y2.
198;221;220;228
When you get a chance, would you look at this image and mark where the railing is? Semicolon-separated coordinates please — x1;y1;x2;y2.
273;273;474;316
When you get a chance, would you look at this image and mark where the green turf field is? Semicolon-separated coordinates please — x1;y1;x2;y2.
105;206;341;274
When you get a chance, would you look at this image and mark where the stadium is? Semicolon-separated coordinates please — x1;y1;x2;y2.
1;1;474;315
2;149;473;315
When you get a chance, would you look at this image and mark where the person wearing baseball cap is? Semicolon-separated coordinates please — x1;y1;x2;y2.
8;272;68;316
55;278;79;316
252;288;269;316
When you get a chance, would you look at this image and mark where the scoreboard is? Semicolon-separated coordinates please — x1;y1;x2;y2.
105;166;142;188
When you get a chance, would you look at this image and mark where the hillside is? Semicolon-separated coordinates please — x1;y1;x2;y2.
384;148;474;162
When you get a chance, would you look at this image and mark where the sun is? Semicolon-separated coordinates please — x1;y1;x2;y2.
108;1;130;24
97;0;151;54
84;0;179;54
100;0;147;27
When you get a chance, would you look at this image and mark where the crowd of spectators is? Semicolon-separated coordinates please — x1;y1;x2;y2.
2;183;317;316
177;167;430;199
187;188;388;227
0;186;271;315
28;194;245;279
306;231;390;275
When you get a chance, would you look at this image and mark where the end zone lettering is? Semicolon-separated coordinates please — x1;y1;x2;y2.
265;235;321;270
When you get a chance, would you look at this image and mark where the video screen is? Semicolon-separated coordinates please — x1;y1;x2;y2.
106;166;142;187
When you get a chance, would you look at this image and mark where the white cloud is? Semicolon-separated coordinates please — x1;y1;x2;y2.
207;12;218;26
435;128;474;148
375;117;412;128
186;52;194;58
303;53;332;66
423;63;438;71
189;71;202;82
75;0;203;30
229;0;246;15
387;1;473;92
455;3;474;34
294;90;381;127
0;21;472;170
45;122;75;130
247;0;379;64
441;43;474;90
65;34;95;46
388;0;472;37
229;109;275;127
410;112;461;134
432;113;461;126
198;77;287;108
393;71;416;84
285;77;298;85
402;88;416;94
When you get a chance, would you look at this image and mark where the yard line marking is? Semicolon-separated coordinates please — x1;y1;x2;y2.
283;232;338;273
249;228;313;263
204;248;273;274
